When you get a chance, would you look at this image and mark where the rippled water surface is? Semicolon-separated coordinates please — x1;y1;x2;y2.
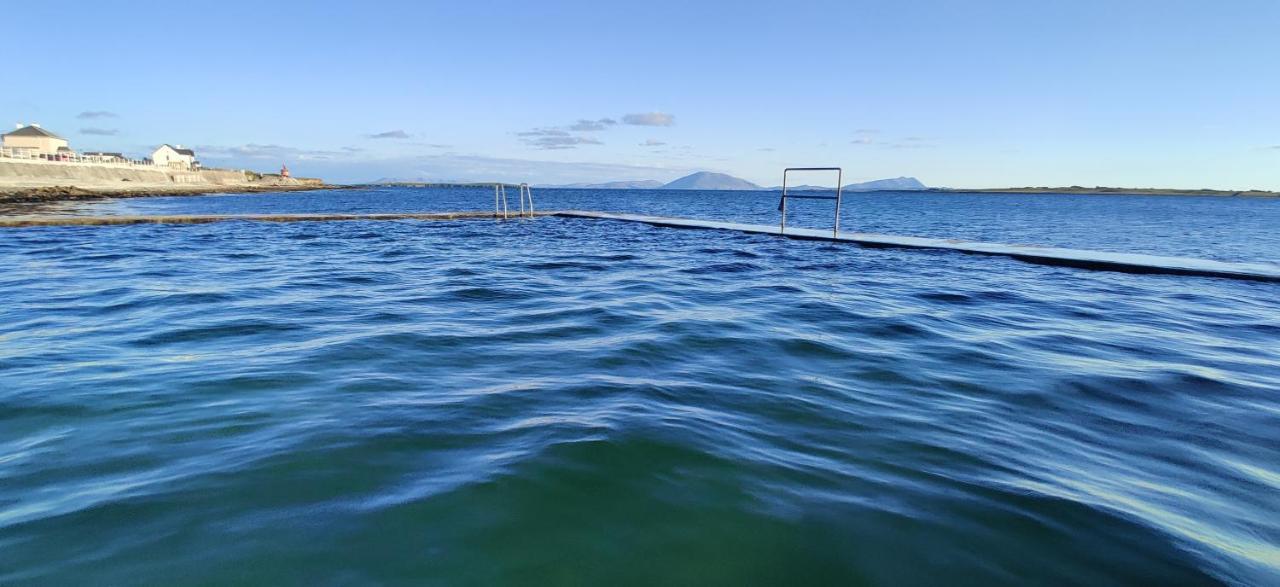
2;189;1278;585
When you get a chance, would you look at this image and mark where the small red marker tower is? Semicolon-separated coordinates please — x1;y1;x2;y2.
280;164;290;178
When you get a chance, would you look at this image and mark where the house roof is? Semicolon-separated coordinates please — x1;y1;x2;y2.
3;125;64;140
157;144;196;156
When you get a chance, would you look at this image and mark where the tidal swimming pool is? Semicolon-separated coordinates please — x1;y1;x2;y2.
2;190;1278;584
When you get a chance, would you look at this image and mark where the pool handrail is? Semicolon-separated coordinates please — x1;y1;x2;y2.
778;167;843;237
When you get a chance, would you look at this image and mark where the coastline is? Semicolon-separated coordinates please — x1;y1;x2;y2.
0;183;343;204
0;157;337;204
3;183;1277;207
952;187;1280;197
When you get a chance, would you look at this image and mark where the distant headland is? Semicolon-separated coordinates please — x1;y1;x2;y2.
953;186;1280;197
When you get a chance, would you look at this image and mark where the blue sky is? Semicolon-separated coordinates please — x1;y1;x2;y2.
5;1;1278;188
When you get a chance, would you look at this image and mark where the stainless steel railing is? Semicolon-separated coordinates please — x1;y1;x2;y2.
492;183;534;218
777;167;843;237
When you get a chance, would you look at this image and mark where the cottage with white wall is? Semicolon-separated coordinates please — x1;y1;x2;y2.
152;144;197;170
2;123;71;156
83;152;127;163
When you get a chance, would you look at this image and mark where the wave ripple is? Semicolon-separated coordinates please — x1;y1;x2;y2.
1;213;1277;585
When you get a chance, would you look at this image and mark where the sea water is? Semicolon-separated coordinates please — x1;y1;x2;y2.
1;188;1277;584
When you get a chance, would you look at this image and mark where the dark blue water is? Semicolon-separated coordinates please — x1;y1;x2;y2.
1;188;1278;585
91;187;1280;262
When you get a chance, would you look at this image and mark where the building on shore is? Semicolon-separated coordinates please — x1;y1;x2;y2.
2;123;71;157
152;144;198;170
83;152;127;163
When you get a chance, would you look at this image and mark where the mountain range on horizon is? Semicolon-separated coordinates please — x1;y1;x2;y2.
372;171;928;191
539;172;928;191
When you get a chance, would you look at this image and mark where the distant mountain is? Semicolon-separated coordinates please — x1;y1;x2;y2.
663;172;761;190
765;177;928;191
372;173;927;192
843;177;926;191
541;180;665;189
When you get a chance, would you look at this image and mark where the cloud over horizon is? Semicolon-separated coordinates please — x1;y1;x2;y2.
76;111;117;119
850;131;935;149
367;130;411;139
515;112;676;150
623;112;675;127
517;128;603;150
195;143;357;161
80;127;118;136
569;118;617;132
851;129;878;145
197;145;699;185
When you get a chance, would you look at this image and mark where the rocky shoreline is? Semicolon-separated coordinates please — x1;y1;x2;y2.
0;183;343;204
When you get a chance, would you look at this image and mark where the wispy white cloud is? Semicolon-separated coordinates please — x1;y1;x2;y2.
622;112;675;127
850;128;880;145
528;136;603;150
516;128;603;150
851;129;880;145
367;130;411;139
517;128;603;150
851;131;936;149
516;113;674;149
198;149;696;184
80;127;118;136
194;143;356;161
517;128;570;138
76;111;117;119
569;118;618;131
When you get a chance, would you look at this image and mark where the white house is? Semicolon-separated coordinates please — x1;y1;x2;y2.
83;152;127;163
152;144;197;169
2;123;71;156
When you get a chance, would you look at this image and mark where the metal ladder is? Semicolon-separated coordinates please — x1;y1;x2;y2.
777;167;843;237
493;183;535;219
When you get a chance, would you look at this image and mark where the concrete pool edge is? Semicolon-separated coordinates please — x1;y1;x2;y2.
553;211;1280;283
0;211;553;227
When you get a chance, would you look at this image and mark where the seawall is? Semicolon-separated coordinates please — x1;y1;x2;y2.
0;159;322;189
0;159;325;202
0;159;235;185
